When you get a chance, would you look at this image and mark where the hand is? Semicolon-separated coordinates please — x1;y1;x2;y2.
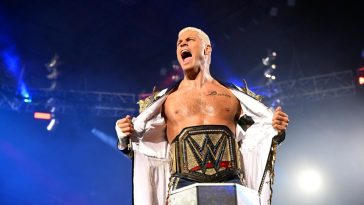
116;115;134;136
272;106;289;135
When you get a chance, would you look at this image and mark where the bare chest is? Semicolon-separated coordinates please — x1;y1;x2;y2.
164;87;240;120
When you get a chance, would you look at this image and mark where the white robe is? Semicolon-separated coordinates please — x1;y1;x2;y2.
116;86;280;205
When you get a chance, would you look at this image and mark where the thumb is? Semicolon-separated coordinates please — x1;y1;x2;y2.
275;106;282;111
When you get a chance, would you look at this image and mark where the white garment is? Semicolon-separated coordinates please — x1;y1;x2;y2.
115;87;278;205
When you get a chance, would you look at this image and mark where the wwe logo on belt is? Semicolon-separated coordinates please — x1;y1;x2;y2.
185;133;231;174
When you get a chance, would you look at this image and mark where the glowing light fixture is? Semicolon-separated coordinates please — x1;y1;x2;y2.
24;98;32;103
34;112;52;120
46;118;57;131
359;76;364;85
357;67;364;85
298;168;323;194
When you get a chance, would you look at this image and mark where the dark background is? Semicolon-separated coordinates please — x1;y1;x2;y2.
1;0;363;204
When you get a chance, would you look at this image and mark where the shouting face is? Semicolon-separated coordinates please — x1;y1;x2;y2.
176;30;210;73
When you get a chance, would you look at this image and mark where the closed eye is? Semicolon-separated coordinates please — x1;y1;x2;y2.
177;37;196;46
186;37;195;42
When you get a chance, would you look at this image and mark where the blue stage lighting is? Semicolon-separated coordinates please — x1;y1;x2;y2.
23;98;32;103
1;14;32;101
46;118;57;131
91;128;117;150
19;81;31;102
2;48;20;73
1;48;32;101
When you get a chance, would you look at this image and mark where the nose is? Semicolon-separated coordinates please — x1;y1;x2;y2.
179;40;188;48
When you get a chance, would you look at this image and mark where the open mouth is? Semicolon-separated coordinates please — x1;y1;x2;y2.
181;50;192;60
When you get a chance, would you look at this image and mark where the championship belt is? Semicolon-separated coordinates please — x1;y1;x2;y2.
170;125;243;182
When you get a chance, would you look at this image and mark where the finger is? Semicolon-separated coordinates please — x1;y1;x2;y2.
276;124;287;130
123;116;131;124
273;120;281;125
280;122;289;128
275;111;288;118
128;123;134;131
117;116;133;125
272;122;280;129
273;120;288;127
273;124;287;131
121;126;133;133
118;116;131;122
116;120;126;127
274;112;289;119
274;115;289;122
117;118;128;124
275;106;282;111
116;120;129;126
117;122;133;130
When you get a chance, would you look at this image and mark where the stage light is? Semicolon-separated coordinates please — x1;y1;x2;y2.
46;118;57;131
1;48;32;101
262;57;270;66
19;82;31;101
359;77;364;85
46;54;59;69
23;98;32;103
50;106;56;113
298;168;323;194
34;112;52;120
91;128;117;149
271;64;276;69
357;67;364;85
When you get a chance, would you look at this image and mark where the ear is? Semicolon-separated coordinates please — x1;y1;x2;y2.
204;45;212;55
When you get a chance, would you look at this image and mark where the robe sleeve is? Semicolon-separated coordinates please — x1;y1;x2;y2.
231;89;279;205
115;92;170;205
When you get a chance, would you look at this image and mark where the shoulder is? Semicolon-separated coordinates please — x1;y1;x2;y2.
138;81;181;113
218;80;263;102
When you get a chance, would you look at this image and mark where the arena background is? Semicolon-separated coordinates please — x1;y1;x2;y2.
1;0;363;204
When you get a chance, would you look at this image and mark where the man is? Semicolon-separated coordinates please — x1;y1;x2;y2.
116;27;289;205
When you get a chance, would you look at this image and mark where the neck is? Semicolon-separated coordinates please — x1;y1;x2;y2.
181;65;213;88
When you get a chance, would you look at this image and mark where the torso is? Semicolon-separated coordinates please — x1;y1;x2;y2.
163;81;241;143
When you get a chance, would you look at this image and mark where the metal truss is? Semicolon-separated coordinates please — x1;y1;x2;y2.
0;86;137;117
254;70;356;106
0;70;357;117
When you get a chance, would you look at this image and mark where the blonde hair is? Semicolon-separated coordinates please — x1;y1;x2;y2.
178;27;212;65
178;27;211;46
